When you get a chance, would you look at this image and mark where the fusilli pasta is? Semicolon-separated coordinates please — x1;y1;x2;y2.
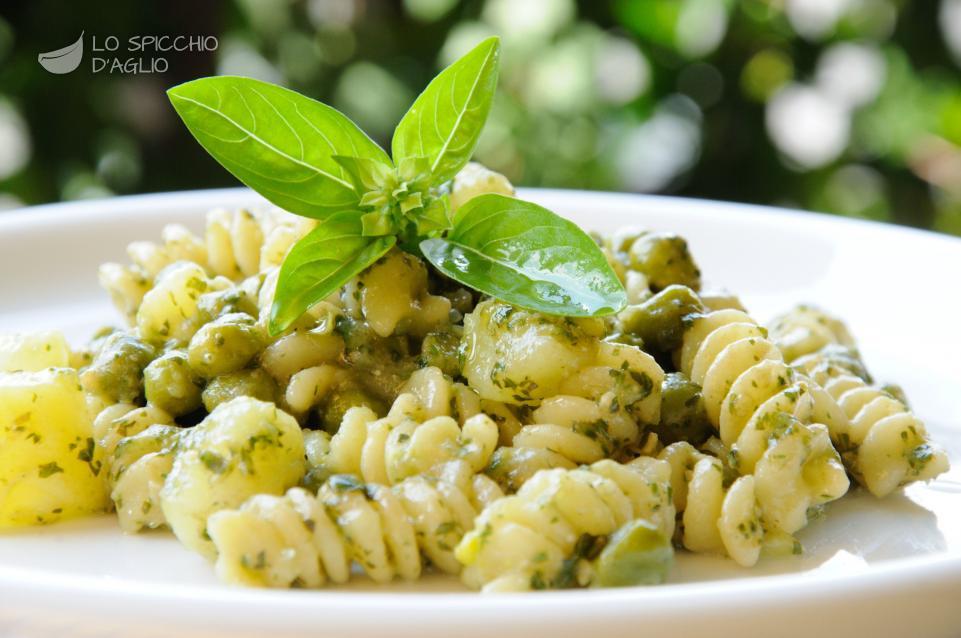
207;460;502;587
455;458;674;591
676;308;850;536
320;389;498;485
794;352;950;497
767;304;856;363
769;305;949;496
160;397;306;558
657;442;766;566
110;424;183;532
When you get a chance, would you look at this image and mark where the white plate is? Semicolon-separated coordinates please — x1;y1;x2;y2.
0;189;959;638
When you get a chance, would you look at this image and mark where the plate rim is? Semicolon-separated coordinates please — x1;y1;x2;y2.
3;186;961;251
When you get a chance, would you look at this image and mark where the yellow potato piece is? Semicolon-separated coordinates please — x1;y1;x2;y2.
160;397;306;558
0;369;110;527
0;332;71;372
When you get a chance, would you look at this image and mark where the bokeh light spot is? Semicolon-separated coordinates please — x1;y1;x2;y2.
0;98;30;181
767;83;850;169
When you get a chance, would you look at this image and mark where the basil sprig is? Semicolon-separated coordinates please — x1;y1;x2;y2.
168;37;627;335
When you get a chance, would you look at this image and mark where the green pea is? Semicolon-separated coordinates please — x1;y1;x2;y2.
592;519;673;588
320;384;386;433
144;350;204;417
444;288;477;316
418;331;463;377
80;332;157;403
187;313;265;379
202;368;278;413
337;315;418;401
628;232;701;291
619;285;704;353
301;467;328;494
653;372;712;446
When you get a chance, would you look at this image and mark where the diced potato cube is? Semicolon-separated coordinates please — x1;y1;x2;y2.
160;397;305;558
0;332;71;372
463;299;603;404
0;369;110;527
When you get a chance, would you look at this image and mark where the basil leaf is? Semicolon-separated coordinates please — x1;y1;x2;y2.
168;76;391;220
392;37;500;187
420;194;627;317
270;212;395;334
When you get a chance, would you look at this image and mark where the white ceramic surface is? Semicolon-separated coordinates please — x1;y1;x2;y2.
0;189;959;638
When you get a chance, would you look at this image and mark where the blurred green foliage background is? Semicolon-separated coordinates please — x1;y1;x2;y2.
1;0;961;235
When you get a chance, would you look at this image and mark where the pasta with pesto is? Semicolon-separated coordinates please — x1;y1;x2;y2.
657;442;767;566
769;305;950;497
207;459;502;587
319;390;499;485
0;160;950;595
455;459;674;592
794;350;949;497
674;308;851;535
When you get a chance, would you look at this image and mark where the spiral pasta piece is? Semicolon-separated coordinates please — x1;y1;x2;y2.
486;394;637;491
258;210;317;271
342;249;452;338
98;263;152;325
207;460;503;587
768;305;949;496
562;341;664;426
127;224;210;279
400;366;489;427
794;354;949;497
322;392;499;485
205;209;265;280
93;403;174;467
99;224;211;324
767;305;856;363
486;340;665;492
101;208;314;323
677;309;850;534
455;458;674;592
448;162;515;211
658;442;767;566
